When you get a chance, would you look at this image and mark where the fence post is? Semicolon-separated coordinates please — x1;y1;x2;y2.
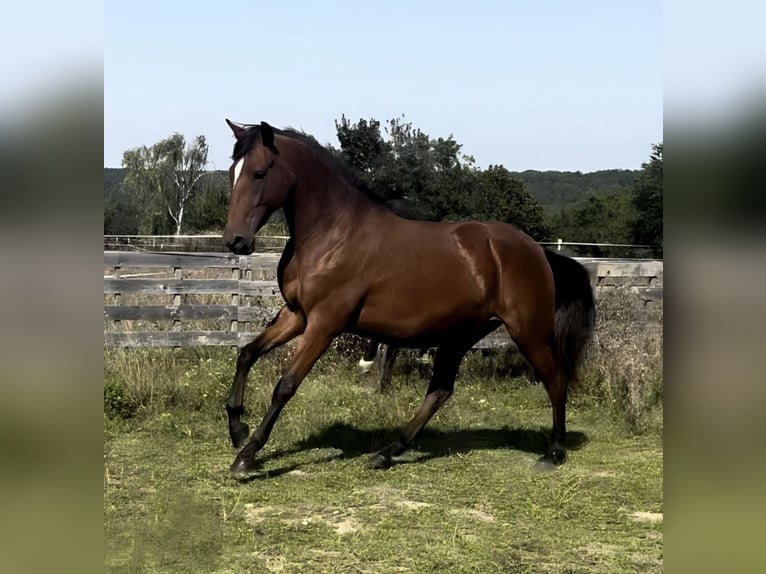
231;260;241;346
172;267;182;331
113;265;122;331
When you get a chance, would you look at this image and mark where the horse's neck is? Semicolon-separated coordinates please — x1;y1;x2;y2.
286;151;374;248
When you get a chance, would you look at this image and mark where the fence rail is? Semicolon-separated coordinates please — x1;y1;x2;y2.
105;235;656;257
104;235;289;253
104;250;662;349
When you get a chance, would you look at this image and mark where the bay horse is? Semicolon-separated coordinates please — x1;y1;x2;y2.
222;120;595;477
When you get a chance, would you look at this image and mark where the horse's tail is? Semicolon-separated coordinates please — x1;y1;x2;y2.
544;249;596;385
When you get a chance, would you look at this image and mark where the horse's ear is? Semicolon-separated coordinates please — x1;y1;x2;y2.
260;121;275;149
226;118;246;140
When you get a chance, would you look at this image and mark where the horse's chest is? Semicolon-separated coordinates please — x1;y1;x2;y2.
277;258;301;308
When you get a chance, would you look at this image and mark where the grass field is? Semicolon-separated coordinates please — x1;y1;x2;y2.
104;349;662;573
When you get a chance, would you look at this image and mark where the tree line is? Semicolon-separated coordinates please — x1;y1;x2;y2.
104;116;662;257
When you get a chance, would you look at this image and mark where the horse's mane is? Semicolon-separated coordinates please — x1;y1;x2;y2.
231;124;436;221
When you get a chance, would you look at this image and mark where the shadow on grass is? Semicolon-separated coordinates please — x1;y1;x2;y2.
240;423;588;480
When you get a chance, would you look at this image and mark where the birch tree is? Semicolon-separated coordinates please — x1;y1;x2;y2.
122;133;209;235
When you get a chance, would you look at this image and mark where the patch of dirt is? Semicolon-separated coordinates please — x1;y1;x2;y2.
245;504;282;519
618;506;663;523
630;511;663;523
355;485;433;513
286;469;307;476
308;549;343;557
450;508;496;523
244;505;360;535
582;542;621;557
329;516;359;535
355;484;400;499
592;470;618;478
395;500;431;510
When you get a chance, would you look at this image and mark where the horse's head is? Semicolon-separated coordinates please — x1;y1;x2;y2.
223;119;295;254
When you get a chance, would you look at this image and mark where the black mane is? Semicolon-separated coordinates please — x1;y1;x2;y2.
231;124;436;221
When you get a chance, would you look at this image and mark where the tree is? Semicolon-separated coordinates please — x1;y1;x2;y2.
335;115;473;210
182;171;230;234
335;115;387;175
473;165;549;239
104;183;140;234
548;191;634;256
122;134;210;235
334;115;548;236
631;143;663;257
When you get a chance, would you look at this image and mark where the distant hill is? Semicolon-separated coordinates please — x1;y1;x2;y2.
104;167;641;219
511;169;639;212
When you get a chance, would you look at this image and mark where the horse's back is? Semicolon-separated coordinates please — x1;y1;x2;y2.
353;216;552;344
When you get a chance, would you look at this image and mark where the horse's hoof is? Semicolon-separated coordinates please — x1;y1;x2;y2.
550;448;567;465
358;359;374;374
229;423;250;449
534;449;567;471
369;453;392;470
534;457;557;472
230;454;261;479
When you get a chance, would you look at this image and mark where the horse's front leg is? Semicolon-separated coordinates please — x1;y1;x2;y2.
225;306;305;448
229;320;335;478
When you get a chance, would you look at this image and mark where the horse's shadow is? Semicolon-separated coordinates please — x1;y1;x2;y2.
241;423;588;481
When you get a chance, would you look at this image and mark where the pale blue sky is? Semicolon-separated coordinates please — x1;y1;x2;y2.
105;0;662;172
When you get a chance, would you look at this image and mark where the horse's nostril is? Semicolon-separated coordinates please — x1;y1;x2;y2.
225;234;252;254
225;235;244;249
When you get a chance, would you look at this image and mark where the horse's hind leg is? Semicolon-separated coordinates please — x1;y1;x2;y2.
515;336;569;469
370;344;468;469
225;306;305;448
377;344;399;392
358;339;379;373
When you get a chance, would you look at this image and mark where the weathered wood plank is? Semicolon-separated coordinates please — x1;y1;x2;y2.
580;260;663;279
238;307;280;323
104;331;249;347
104;278;280;296
637;285;663;303
474;328;514;349
104;235;288;254
104;251;281;270
104;305;238;321
104;305;280;323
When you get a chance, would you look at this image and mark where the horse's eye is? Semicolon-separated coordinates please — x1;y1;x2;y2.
254;170;266;179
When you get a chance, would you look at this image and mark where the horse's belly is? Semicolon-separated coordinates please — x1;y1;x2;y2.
356;287;487;343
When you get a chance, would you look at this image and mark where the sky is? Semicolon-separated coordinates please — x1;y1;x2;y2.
105;0;662;172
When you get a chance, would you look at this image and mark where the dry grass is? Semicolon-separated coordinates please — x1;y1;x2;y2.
578;286;663;432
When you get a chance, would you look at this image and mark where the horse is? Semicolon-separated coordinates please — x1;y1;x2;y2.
352;199;437;384
221;120;595;477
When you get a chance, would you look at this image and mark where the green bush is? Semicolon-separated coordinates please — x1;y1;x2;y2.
104;378;139;419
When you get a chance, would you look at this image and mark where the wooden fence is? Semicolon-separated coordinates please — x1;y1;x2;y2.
104;251;662;349
104;234;289;253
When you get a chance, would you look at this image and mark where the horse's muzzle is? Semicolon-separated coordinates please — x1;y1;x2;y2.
224;234;255;255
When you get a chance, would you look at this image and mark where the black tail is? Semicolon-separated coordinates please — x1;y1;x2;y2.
544;249;596;384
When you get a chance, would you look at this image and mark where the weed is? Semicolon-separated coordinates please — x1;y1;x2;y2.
578;286;663;432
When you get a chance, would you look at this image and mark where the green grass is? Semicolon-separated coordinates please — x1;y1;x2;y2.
104;351;662;573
